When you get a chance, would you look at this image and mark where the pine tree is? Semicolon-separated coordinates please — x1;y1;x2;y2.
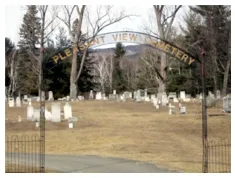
112;42;127;93
17;5;41;95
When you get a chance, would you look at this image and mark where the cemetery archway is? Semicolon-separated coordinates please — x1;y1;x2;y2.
51;31;209;172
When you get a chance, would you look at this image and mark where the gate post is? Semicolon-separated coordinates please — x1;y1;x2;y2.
201;48;208;173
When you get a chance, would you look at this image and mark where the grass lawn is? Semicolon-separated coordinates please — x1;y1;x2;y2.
5;100;231;172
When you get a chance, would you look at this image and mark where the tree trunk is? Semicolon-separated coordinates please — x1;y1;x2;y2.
222;58;230;97
159;52;166;93
70;47;78;99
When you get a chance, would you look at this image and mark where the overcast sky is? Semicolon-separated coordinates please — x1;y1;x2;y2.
5;5;190;47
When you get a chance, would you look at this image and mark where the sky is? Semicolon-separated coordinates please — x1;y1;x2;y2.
5;5;189;48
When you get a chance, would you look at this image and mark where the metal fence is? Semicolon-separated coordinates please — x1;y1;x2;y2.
5;134;41;173
205;140;231;173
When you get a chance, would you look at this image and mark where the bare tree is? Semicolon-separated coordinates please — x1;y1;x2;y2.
6;49;19;97
93;54;109;93
57;5;133;99
153;5;182;93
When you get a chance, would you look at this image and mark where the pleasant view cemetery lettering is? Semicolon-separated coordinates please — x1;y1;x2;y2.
51;32;197;66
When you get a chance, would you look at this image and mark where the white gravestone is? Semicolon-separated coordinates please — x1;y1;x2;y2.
48;91;54;101
173;98;179;103
156;104;160;110
16;97;21;107
45;109;52;121
113;90;116;95
89;90;94;99
96;92;102;100
51;103;61;122
180;91;186;101
168;103;175;115
33;109;40;122
8;98;15;107
36;122;40;127
64;102;72;120
136;90;141;102
66;96;70;101
180;106;187;114
69;122;74;128
27;105;34;121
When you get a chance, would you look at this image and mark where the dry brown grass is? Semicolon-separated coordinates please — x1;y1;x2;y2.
5;100;231;173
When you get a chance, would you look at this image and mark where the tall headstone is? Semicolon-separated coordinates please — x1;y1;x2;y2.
180;91;186;101
27;105;34;121
216;90;221;99
16;97;21;107
48;91;54;101
136;90;141;102
89;90;94;99
51;103;61;122
8;98;14;107
64;102;72;120
45;109;52;121
113;90;116;95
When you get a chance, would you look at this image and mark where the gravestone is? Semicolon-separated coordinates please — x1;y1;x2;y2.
136;90;141;102
66;96;70;101
68;122;74;128
27;105;34;121
45;109;52;121
109;94;117;100
51;103;61;122
180;106;187;114
216;90;221;99
18;116;22;123
168;92;177;99
33;109;40;122
223;96;231;113
150;94;155;103
180;91;186;101
36;122;40;128
64;102;72;120
145;96;150;102
36;96;40;102
133;91;137;99
168;103;175;115
140;90;145;100
95;92;102;100
173;97;179;103
78;96;84;100
89;90;94;99
156;104;159;110
16;97;21;107
113;90;116;95
8;98;14;107
144;89;147;98
48;91;54;101
153;98;157;106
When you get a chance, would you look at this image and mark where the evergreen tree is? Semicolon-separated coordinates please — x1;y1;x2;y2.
17;5;41;95
112;42;127;93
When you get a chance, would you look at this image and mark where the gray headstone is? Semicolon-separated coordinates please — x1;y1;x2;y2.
223;96;231;113
51;103;61;122
66;96;70;101
216;90;221;99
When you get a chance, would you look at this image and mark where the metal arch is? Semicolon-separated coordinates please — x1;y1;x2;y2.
86;30;201;64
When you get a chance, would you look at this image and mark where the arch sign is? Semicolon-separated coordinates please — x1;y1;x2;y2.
52;31;199;66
